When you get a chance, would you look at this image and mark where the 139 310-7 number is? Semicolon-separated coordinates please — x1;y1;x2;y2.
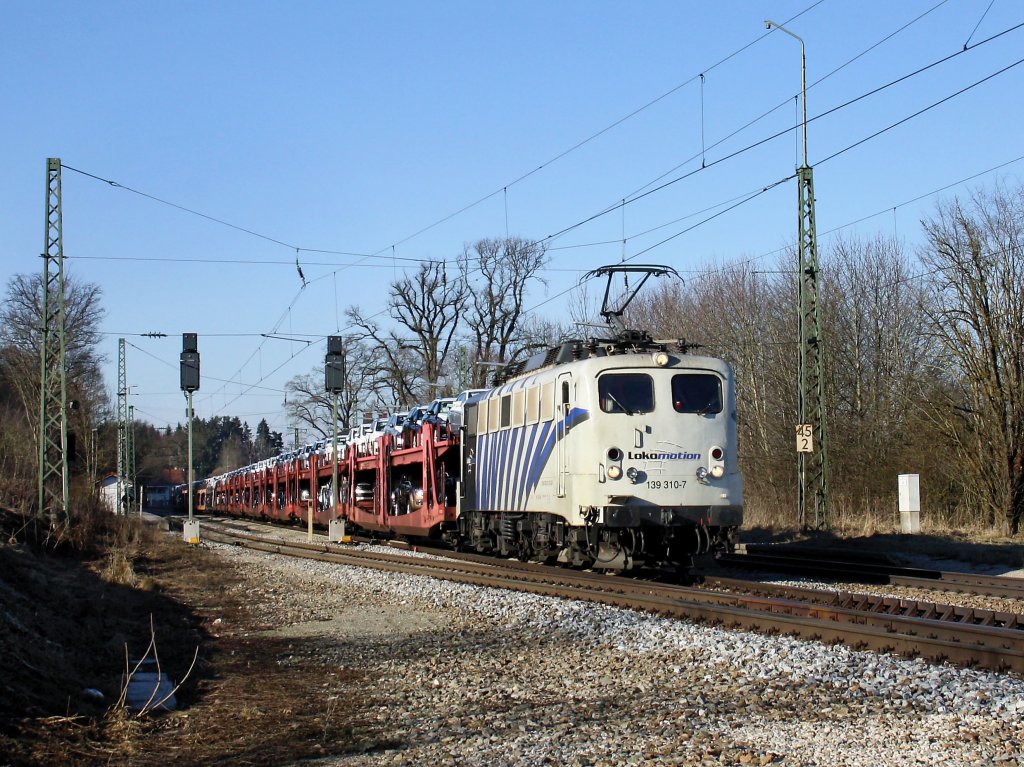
647;479;686;490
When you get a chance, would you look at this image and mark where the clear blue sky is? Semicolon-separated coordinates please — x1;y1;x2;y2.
3;1;1023;442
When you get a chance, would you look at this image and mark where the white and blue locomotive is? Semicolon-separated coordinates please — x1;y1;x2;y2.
456;265;743;572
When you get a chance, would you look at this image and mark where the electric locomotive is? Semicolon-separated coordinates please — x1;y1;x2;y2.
456;265;742;571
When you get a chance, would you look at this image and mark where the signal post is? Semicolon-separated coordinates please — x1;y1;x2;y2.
325;336;346;543
181;333;200;544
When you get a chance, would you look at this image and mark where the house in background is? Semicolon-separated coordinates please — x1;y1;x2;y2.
98;473;133;514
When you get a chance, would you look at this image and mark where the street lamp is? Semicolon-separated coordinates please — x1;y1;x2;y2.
765;19;807;168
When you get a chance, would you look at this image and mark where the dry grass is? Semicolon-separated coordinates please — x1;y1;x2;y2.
745;490;1020;539
740;492;1024;568
101;549;138;586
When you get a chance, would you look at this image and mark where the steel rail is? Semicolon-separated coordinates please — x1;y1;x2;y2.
697;575;1024;630
719;551;1024;600
399;540;1024;631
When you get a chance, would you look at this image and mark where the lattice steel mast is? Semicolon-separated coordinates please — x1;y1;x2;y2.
37;158;70;522
766;20;830;530
797;166;829;529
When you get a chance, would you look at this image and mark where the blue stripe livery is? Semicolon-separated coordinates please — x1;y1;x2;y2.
476;407;590;511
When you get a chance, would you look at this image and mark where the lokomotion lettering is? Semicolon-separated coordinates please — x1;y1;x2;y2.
628;451;701;460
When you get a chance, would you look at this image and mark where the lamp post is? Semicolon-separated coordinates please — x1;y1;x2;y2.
765;18;830;531
765;20;807;167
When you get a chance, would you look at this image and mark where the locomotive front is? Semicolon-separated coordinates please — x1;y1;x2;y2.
571;350;742;569
459;339;743;572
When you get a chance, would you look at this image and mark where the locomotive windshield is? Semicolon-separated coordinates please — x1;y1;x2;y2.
671;373;722;414
598;373;654;414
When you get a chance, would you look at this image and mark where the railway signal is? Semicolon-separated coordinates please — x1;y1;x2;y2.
181;333;200;545
180;333;200;392
325;335;346;393
325;336;346;542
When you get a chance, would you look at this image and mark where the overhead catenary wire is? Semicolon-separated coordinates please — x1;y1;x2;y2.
520;58;1024;320
547;151;1024;275
610;0;953;205
124;339;286;394
64;8;1017;280
63;5;1010;298
817;53;1024;166
59;1;833;277
537;19;1024;250
119;140;1024;430
112;41;1024;357
963;0;997;50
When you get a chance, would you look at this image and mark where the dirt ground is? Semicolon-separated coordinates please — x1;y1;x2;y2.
0;508;372;767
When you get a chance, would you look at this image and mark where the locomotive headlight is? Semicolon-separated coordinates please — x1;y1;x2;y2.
626;467;640;483
607;465;623;480
696;466;709;481
652;351;670;367
708;444;725;480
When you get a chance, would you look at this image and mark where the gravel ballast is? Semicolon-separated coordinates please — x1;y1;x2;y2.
208;542;1024;767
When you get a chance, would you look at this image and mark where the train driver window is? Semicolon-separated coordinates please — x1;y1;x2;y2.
477;400;489;434
671;373;722;414
598;373;654;414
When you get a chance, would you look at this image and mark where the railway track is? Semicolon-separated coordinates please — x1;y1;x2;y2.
720;548;1024;600
186;516;1024;674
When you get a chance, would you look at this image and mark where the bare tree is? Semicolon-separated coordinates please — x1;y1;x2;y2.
346;261;464;405
284;372;335;439
822;234;939;505
565;271;604;334
0;272;106;501
0;273;106;425
458;237;547;386
919;184;1024;533
284;339;377;435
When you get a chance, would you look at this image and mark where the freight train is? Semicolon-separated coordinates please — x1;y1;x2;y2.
187;265;743;572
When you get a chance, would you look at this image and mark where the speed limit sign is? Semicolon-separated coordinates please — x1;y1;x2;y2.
796;424;815;453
